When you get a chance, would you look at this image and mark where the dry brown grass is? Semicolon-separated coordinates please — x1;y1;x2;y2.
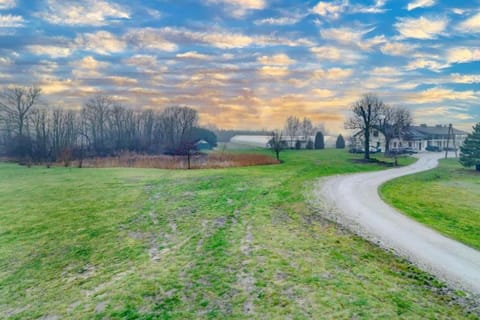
73;152;279;170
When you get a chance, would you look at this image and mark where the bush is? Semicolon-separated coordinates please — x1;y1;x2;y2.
306;139;314;149
295;140;302;150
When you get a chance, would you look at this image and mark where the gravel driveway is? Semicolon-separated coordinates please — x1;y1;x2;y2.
313;153;480;296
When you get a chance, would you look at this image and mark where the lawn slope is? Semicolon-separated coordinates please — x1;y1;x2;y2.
381;158;480;250
0;151;474;319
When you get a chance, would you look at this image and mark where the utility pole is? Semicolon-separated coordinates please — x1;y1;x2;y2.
445;124;458;159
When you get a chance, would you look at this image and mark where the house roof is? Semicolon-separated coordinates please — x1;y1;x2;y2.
411;125;468;136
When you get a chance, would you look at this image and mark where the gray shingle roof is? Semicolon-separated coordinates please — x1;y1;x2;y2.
411;125;468;137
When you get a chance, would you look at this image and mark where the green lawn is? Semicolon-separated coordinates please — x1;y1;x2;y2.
0;150;474;319
381;158;480;250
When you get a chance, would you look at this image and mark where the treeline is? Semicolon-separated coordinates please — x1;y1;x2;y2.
0;86;216;164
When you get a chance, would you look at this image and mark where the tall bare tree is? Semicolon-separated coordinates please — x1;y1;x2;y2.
301;117;314;141
83;95;114;155
284;115;300;149
0;86;41;137
345;93;385;160
158;106;198;154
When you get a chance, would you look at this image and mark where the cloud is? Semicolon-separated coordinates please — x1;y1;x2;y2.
0;0;16;10
105;76;138;86
310;46;363;63
0;14;24;27
128;26;313;50
71;56;108;78
406;87;476;103
311;1;346;19
135;27;252;49
75;31;126;55
27;45;72;58
450;73;480;84
380;41;416;56
125;28;178;52
351;0;388;14
313;67;353;80
311;88;336;98
258;66;289;77
176;51;211;60
123;54;158;69
320;27;385;50
206;0;266;18
395;16;447;39
446;47;480;64
311;0;387;19
257;54;295;65
457;12;480;33
406;0;435;11
254;16;302;26
38;0;129;26
405;58;446;71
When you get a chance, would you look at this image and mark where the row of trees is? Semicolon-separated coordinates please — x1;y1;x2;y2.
268;115;346;160
0;86;216;164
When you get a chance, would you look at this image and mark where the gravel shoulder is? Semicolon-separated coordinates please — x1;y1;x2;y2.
312;153;480;297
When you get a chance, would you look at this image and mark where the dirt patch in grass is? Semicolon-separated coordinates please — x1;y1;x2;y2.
70;152;279;170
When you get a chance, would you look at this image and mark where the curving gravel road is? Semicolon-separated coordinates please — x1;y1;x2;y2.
313;153;480;296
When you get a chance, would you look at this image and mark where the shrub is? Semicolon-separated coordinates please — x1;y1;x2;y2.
295;140;302;150
306;139;314;149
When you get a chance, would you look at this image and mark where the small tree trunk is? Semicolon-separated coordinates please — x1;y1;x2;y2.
476;164;480;172
385;137;391;154
364;130;370;160
276;150;279;161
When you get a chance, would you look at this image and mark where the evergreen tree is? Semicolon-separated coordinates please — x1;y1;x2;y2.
460;123;480;172
336;134;345;149
314;132;325;149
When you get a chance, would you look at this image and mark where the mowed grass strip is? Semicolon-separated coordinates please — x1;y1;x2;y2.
381;158;480;250
0;150;474;319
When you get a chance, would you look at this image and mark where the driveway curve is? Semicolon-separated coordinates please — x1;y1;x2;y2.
313;153;480;296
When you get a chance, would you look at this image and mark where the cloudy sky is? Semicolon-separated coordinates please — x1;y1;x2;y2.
0;0;479;132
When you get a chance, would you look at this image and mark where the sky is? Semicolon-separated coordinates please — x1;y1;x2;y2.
0;0;479;133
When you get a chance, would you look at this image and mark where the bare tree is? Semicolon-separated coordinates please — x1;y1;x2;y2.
0;86;41;137
268;130;284;161
0;86;41;157
158;106;198;154
301;117;314;141
284;116;300;149
83;95;114;155
345;93;385;160
375;106;412;154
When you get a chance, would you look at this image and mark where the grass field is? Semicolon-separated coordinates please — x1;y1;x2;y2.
381;158;480;250
0;150;475;319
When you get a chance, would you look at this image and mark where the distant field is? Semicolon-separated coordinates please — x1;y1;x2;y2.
381;159;480;250
0;150;474;319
